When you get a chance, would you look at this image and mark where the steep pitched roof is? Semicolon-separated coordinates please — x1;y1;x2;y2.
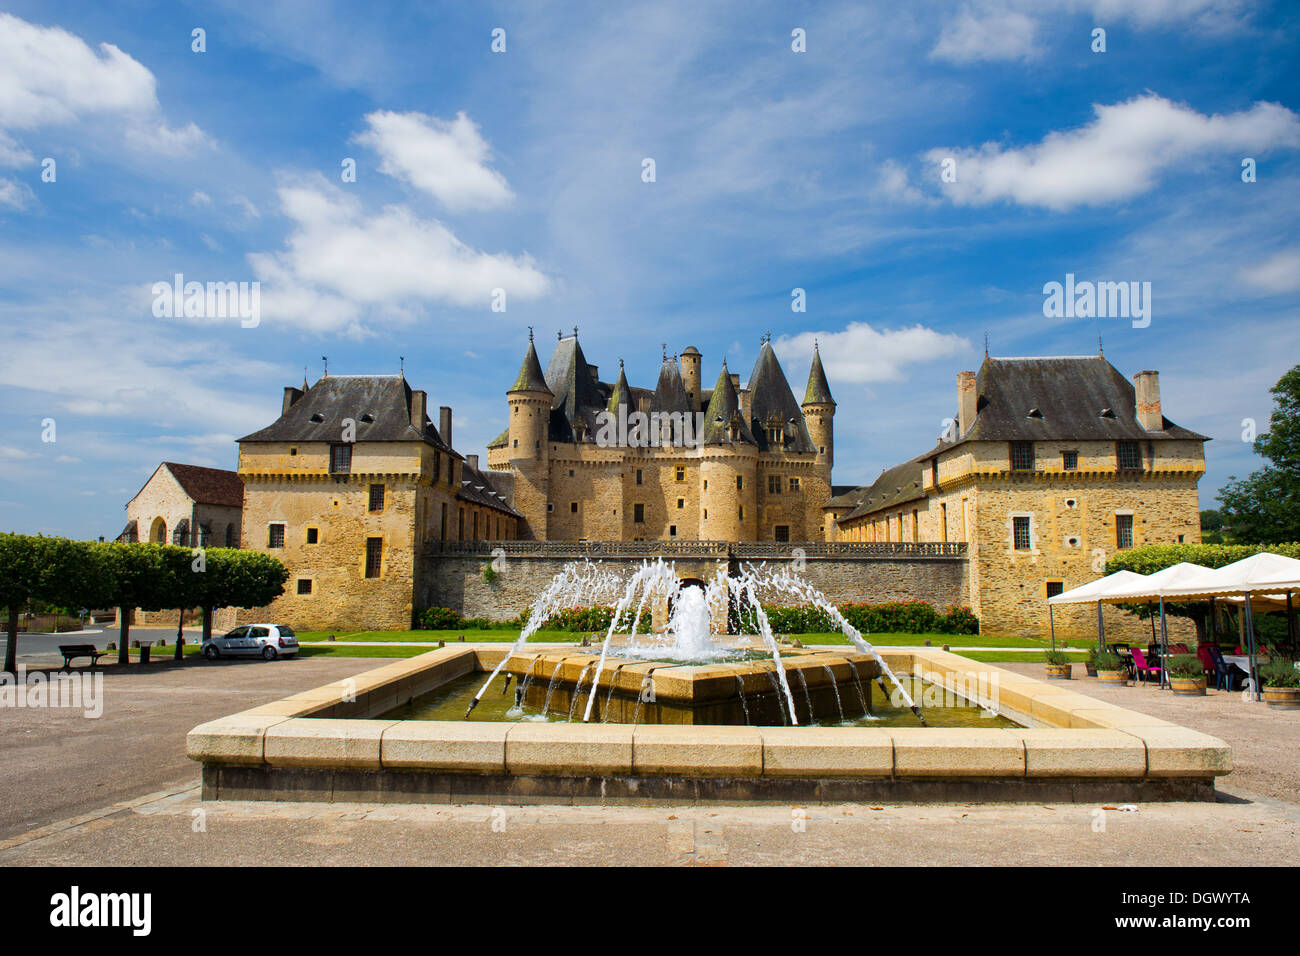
957;356;1207;444
457;461;522;516
651;356;692;416
607;360;631;413
745;341;815;453
238;375;455;452
543;335;606;442
510;335;552;393
840;454;930;522
701;362;756;446
803;345;835;406
164;462;245;508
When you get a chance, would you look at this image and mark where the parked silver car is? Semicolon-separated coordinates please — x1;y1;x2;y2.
203;623;299;660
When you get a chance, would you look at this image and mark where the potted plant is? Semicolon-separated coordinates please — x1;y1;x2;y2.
1259;660;1300;710
1167;654;1206;696
1084;646;1099;678
1094;650;1129;686
1044;650;1072;680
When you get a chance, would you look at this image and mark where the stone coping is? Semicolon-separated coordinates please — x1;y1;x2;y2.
188;646;1232;791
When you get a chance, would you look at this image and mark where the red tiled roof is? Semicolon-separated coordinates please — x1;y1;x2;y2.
164;462;244;508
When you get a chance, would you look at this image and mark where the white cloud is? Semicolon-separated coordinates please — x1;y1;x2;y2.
189;190;212;207
925;94;1300;210
0;447;37;460
247;175;551;334
0;13;208;166
355;110;514;212
0;177;34;210
930;0;1251;64
774;322;971;385
1238;248;1300;294
873;159;929;204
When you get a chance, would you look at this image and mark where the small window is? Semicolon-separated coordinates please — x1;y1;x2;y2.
329;444;352;474
365;537;383;578
1062;450;1078;470
569;469;575;477
633;503;645;523
289;447;297;456
1117;441;1142;470
1117;514;1134;550
669;525;677;537
675;466;686;481
736;475;744;491
1010;441;1035;471
789;476;800;492
297;579;312;595
570;502;578;513
306;527;319;544
268;524;285;549
1046;581;1064;599
547;503;554;513
635;469;643;486
768;475;781;494
677;498;684;509
738;506;744;521
774;525;790;542
1012;516;1031;550
369;483;385;512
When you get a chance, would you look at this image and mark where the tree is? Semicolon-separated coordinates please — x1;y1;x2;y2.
190;548;288;644
90;543;180;666
0;535;107;674
1217;365;1300;543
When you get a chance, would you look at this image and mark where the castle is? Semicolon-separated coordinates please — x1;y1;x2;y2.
119;332;1208;640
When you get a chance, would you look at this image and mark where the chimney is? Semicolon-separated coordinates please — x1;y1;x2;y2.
439;406;453;449
409;389;427;430
956;371;977;438
282;386;303;416
1134;370;1162;431
466;453;479;472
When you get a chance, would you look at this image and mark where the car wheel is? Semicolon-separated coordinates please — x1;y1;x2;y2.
204;644;219;660
262;646;278;661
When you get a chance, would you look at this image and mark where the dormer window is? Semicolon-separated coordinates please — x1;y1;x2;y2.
360;413;374;424
309;412;325;423
1100;407;1116;419
1027;407;1043;419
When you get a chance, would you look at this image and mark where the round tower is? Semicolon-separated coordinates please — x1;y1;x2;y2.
507;330;553;538
680;346;702;407
802;342;836;472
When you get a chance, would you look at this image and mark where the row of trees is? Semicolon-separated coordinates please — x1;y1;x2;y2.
0;534;287;673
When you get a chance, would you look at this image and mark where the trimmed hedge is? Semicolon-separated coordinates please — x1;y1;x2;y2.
416;600;978;635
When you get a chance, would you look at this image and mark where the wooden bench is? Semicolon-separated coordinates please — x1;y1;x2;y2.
59;644;106;670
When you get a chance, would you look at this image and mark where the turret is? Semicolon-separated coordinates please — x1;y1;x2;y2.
801;342;836;471
680;346;702;408
506;330;553;538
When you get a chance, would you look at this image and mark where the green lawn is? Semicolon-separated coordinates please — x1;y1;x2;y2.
956;649;1090;663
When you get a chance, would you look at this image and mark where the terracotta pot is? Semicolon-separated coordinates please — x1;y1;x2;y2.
1097;669;1129;687
1084;664;1098;677
1170;675;1207;696
1262;686;1300;710
1045;663;1072;680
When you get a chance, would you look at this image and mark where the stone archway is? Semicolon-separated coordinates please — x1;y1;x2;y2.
149;516;167;543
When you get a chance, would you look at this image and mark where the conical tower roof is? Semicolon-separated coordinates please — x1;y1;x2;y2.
746;339;814;452
651;355;692;416
701;361;755;445
607;359;631;413
803;342;835;406
510;331;551;394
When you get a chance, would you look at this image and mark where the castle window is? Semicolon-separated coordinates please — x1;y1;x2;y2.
1117;514;1134;550
736;476;743;491
268;523;285;549
738;506;745;521
297;579;313;595
569;469;575;477
306;527;319;544
669;525;677;537
1009;441;1035;471
1062;450;1078;470
1012;516;1031;551
365;537;382;578
774;525;789;542
675;466;686;481
225;524;237;547
1046;581;1064;599
513;439;518;448
369;484;385;512
546;503;554;513
570;502;578;513
768;475;781;494
636;469;643;485
703;480;708;490
633;504;645;523
677;498;684;509
290;447;297;456
1116;442;1142;470
329;444;352;474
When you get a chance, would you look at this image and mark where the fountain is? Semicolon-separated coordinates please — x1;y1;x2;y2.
466;558;924;726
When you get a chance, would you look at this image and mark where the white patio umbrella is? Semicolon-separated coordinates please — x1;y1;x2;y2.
1046;570;1148;652
1098;563;1217;688
1155;553;1300;700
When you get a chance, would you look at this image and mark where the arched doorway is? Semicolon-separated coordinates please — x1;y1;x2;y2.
149;517;167;543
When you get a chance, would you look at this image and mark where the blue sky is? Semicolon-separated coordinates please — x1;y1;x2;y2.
0;0;1297;539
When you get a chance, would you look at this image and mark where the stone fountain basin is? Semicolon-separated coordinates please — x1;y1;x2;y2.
187;646;1232;804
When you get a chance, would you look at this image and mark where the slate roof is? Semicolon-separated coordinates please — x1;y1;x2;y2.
457;462;521;516
701;361;756;445
651;356;692;416
163;462;245;508
238;375;456;454
745;341;815;453
954;356;1207;444
804;346;835;406
510;335;551;393
840;455;929;522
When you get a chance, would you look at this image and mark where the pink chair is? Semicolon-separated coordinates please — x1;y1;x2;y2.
1131;648;1162;685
